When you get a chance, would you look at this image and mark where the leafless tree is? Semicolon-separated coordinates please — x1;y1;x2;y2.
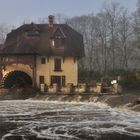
0;23;10;44
102;2;122;71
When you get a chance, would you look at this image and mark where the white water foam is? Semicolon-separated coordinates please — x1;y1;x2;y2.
0;100;140;140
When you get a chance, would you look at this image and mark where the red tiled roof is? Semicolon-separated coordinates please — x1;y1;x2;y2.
1;23;85;58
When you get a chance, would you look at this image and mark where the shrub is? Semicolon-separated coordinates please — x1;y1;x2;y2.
119;70;140;89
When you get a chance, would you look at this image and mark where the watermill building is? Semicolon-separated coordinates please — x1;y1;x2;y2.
0;16;84;89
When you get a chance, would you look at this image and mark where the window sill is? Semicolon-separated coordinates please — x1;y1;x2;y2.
54;69;63;72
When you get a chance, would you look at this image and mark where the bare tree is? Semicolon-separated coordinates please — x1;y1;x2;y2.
118;9;132;70
133;0;140;49
96;13;109;74
102;2;123;71
0;23;10;44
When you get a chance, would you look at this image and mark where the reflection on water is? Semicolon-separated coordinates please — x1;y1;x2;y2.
0;100;140;140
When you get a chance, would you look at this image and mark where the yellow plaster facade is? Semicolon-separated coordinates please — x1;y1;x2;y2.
3;56;78;88
3;64;33;78
36;56;78;87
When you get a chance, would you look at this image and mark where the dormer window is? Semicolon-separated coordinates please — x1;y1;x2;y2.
27;30;40;36
52;40;55;47
26;23;40;37
51;27;66;48
51;37;64;48
56;35;61;39
55;37;63;48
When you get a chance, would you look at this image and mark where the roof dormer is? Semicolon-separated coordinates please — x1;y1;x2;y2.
52;27;66;39
26;23;40;37
50;27;66;48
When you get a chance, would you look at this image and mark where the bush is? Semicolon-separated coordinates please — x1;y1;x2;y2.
119;70;140;89
78;69;140;89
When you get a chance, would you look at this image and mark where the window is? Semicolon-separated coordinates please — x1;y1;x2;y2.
55;36;63;48
55;39;62;48
39;76;44;84
51;40;55;47
41;58;46;64
51;76;61;87
27;30;40;36
27;23;40;37
51;37;64;48
54;58;61;71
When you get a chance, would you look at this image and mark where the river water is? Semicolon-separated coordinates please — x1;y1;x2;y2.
0;100;140;140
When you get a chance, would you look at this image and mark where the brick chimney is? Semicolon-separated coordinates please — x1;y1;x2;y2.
48;15;54;27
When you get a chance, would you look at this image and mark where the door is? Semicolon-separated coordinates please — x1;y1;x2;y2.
51;76;66;87
51;76;61;87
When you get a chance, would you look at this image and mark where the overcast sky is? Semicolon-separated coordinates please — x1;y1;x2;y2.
0;0;138;26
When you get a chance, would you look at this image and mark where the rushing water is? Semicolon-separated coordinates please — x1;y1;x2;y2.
0;100;140;140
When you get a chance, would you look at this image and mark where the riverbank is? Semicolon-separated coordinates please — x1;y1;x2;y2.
32;91;140;112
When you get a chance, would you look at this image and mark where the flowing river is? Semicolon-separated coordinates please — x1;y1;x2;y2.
0;100;140;140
